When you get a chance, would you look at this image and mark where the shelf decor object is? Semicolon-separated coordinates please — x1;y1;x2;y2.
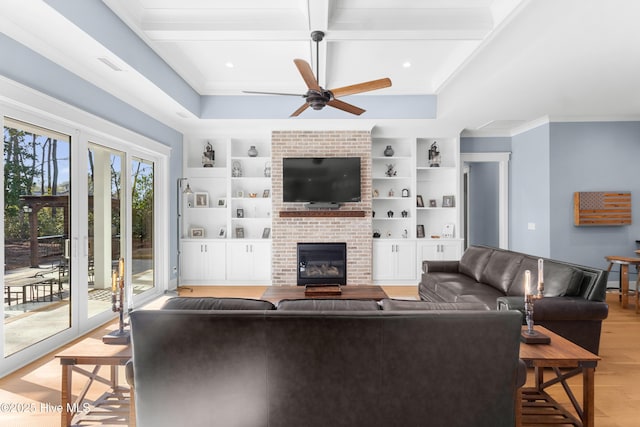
248;145;258;157
202;141;215;167
384;145;394;157
428;141;441;167
573;191;631;226
521;269;550;344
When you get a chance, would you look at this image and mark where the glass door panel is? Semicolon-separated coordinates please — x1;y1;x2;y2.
131;158;154;297
87;144;123;319
3;118;71;356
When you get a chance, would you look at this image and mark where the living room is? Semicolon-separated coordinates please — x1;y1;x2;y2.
1;1;640;425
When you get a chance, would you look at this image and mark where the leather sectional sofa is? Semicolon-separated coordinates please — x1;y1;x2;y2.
127;297;525;427
419;245;609;354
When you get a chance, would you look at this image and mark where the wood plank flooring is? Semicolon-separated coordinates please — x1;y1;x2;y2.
0;288;637;427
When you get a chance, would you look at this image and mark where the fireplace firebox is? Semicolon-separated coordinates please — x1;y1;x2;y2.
297;242;347;286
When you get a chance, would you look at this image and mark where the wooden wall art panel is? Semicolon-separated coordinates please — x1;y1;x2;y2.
573;191;632;226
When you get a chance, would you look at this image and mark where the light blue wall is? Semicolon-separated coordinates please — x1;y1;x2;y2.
510;124;550;258
549;122;640;269
0;34;183;284
469;162;499;247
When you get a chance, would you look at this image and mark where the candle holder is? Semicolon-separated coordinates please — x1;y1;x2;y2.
520;269;550;344
103;259;131;345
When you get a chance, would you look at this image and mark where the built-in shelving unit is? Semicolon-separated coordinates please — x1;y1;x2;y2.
180;136;272;285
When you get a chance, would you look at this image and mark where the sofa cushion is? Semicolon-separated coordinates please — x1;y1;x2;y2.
161;297;276;310
429;280;505;307
509;259;583;297
479;251;524;293
276;298;381;311
543;262;584;296
381;299;490;311
508;257;539;296
458;246;493;281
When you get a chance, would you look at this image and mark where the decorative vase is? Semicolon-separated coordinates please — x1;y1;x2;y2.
248;146;258;157
384;145;394;157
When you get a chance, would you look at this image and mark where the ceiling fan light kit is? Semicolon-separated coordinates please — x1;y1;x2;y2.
243;31;392;117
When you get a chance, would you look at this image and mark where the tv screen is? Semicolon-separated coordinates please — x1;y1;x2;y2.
283;157;361;203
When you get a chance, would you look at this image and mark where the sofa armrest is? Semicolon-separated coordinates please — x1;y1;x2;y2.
516;359;527;388
497;296;609;321
125;359;134;388
422;260;460;274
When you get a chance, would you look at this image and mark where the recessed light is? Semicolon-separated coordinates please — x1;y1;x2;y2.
402;61;411;68
225;62;234;68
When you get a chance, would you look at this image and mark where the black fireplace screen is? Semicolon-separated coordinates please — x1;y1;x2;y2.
297;242;347;286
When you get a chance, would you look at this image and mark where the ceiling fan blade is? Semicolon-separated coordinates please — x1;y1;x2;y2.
290;103;310;117
327;99;365;116
243;90;305;97
293;59;321;92
329;78;392;98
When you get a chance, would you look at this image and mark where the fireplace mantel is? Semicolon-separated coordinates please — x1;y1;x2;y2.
279;210;366;218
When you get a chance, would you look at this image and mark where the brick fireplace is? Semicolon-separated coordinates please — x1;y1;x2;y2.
271;130;372;286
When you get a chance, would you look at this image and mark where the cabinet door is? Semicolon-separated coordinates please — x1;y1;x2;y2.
439;241;462;261
226;242;251;280
372;241;396;281
395;241;416;280
420;242;442;261
180;241;206;282
250;241;271;281
201;241;226;281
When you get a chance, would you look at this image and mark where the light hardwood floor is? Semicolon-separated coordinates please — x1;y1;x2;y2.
0;288;637;426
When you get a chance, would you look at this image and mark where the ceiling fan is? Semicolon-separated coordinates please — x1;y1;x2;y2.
243;31;392;117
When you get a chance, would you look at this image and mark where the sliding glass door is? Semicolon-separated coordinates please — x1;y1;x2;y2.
3;118;72;356
131;158;155;298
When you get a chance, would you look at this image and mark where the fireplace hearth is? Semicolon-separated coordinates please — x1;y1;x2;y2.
297;242;347;286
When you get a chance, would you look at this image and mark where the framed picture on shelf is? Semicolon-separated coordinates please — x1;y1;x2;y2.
235;227;245;238
416;195;424;208
262;227;271;239
190;227;205;238
194;192;208;208
217;198;227;207
263;189;270;198
237;208;244;218
417;224;425;238
442;195;455;207
218;227;226;238
429;199;437;208
236;191;244;198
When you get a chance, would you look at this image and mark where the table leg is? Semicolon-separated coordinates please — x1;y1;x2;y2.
60;364;72;427
621;264;629;308
583;367;595;427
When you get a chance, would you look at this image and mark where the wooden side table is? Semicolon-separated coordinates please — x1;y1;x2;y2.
55;338;133;427
605;255;640;311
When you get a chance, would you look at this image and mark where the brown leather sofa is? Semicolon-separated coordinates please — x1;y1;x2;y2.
419;245;609;354
127;297;525;427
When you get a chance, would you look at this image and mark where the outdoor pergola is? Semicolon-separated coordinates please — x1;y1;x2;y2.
20;195;69;268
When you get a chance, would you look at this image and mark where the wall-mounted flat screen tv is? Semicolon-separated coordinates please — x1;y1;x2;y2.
283;157;361;203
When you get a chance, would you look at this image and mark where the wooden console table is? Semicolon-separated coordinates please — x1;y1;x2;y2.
519;326;600;427
55;338;133;427
261;285;388;304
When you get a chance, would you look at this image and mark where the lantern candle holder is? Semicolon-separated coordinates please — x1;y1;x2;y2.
103;257;131;345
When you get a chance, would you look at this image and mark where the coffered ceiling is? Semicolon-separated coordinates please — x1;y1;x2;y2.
103;0;521;96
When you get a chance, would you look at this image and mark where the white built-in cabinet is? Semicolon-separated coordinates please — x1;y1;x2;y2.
372;240;417;282
371;136;463;284
180;136;271;285
180;240;226;283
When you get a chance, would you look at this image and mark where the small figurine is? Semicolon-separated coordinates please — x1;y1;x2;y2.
202;142;215;167
428;141;441;167
385;164;397;177
387;210;394;218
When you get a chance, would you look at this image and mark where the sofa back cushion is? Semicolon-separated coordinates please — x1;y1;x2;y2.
277;299;380;311
161;297;276;310
479;251;524;293
459;246;493;281
508;258;584;297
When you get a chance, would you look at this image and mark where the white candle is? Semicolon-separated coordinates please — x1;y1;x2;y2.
524;269;531;300
537;258;544;295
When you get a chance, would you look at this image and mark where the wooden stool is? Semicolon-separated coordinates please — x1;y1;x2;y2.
605;255;640;312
